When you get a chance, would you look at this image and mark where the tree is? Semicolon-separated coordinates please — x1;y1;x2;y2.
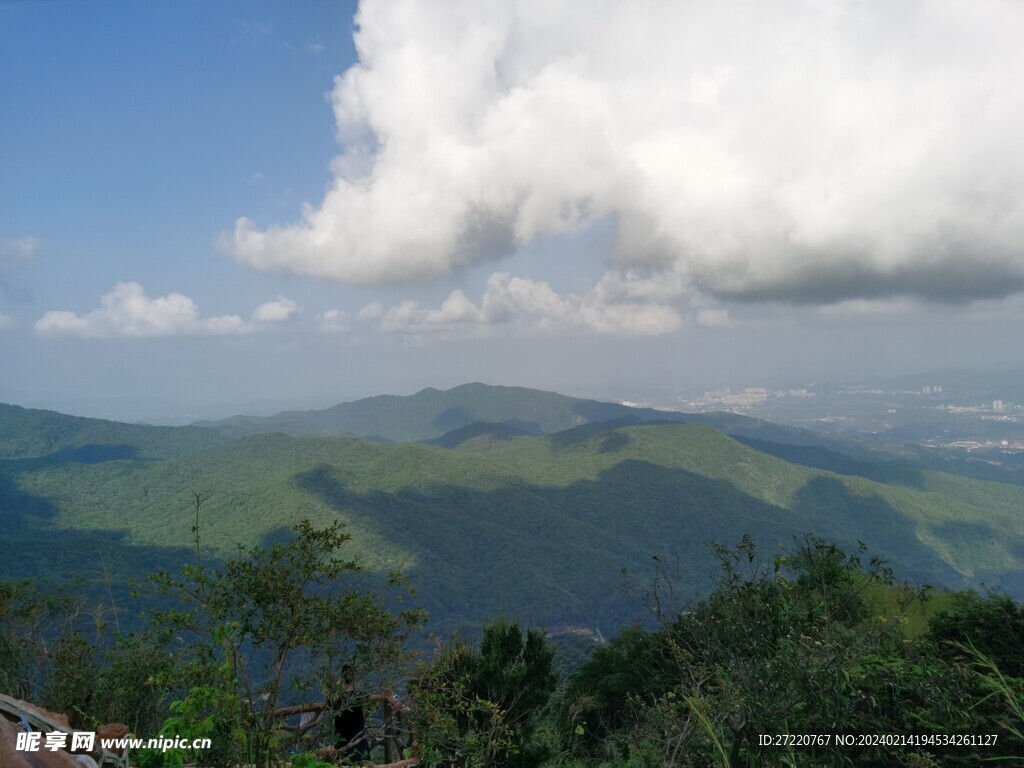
546;536;994;767
0;579;56;699
927;592;1024;677
412;618;557;768
147;517;424;767
1;577;175;737
546;625;674;761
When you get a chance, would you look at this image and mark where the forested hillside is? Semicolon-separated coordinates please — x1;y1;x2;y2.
4;393;1024;766
192;382;1024;487
4;399;1024;633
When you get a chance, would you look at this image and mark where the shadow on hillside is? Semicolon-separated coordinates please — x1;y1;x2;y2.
0;443;140;471
424;422;536;449
930;518;1021;594
0;470;58;519
432;406;475;432
790;476;961;586
502;418;544;435
294;458;968;632
0;526;216;634
571;401;638;422
548;418;643;452
735;437;926;488
260;525;298;549
0;525;195;584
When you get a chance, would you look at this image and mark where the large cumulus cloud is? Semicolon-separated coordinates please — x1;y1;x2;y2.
223;0;1024;306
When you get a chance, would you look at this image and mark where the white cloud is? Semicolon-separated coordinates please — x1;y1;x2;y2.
362;271;682;337
0;313;13;330
222;0;1024;306
35;282;255;339
252;296;299;323
305;38;326;55
357;302;384;322
315;308;350;333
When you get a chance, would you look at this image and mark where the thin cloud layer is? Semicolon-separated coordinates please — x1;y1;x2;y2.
0;236;39;301
315;308;350;333
361;271;682;337
35;282;296;339
223;0;1024;306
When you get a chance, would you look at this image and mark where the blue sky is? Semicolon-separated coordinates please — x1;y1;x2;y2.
3;1;1024;421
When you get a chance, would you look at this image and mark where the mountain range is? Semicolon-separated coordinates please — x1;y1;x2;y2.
3;383;1024;635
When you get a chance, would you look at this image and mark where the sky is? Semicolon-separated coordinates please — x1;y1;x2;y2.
2;0;1024;421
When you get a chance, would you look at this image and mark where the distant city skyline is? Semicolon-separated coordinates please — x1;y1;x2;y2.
3;0;1024;420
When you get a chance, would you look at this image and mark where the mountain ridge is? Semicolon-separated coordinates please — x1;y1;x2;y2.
5;412;1024;632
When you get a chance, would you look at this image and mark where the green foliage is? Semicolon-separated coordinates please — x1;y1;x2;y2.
8;387;1024;648
42;629;97;723
549;626;674;756
7;417;1024;637
544;536;1021;767
7;392;1024;766
413;618;557;768
288;753;338;768
0;402;229;461
90;630;175;734
135;671;248;768
0;579;56;698
413;641;513;767
37;623;174;734
547;632;601;678
953;640;1024;744
147;514;424;767
5;524;1024;767
928;592;1024;677
0;577;174;734
199;382;604;442
476;619;558;731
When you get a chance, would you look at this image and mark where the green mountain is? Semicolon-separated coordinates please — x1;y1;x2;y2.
4;396;1024;635
195;382;622;440
194;382;1024;488
0;402;230;460
192;381;912;459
